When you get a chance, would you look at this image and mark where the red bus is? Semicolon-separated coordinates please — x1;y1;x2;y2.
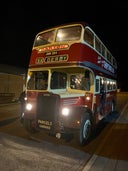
22;22;117;145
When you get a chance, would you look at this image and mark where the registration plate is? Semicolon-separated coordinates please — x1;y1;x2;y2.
38;120;52;130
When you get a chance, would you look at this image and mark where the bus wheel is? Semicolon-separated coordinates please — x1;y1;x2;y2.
23;119;38;133
79;113;92;146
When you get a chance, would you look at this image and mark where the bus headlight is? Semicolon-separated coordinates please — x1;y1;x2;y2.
86;96;90;101
26;103;33;111
24;97;27;101
62;107;70;116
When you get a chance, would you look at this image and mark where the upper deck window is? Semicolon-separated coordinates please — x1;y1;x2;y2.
33;26;82;47
56;26;82;42
34;30;55;47
95;37;102;53
84;28;94;47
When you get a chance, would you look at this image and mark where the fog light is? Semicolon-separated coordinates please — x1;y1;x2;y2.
56;133;61;139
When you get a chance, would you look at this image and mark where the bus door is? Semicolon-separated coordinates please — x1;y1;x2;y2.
94;76;105;121
99;77;106;116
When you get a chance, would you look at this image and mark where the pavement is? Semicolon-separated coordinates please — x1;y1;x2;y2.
0;101;128;170
0;132;89;171
0;101;20;122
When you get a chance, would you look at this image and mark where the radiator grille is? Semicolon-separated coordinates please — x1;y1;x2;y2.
36;93;60;121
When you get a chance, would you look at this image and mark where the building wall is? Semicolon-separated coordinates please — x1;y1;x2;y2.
0;73;26;101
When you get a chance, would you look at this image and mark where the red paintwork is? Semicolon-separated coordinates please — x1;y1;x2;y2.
29;43;117;77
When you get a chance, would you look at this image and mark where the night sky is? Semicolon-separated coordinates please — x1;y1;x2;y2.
1;2;128;90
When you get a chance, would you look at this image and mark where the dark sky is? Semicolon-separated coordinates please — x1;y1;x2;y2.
1;2;128;90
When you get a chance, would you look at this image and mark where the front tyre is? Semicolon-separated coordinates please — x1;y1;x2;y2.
79;113;92;146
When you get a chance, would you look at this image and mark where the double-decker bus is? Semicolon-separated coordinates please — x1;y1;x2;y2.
22;22;117;145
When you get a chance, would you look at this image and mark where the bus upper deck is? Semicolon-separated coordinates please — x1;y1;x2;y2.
29;22;117;79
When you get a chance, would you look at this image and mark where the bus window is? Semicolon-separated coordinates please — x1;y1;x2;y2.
34;30;55;47
81;70;91;90
95;36;102;53
70;70;91;91
84;28;94;47
95;78;100;92
27;71;48;90
56;26;81;42
27;71;35;90
50;71;67;89
70;74;84;90
81;77;90;90
100;78;106;94
101;44;106;57
70;75;77;89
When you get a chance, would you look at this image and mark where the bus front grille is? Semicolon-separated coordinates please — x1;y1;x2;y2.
36;93;60;121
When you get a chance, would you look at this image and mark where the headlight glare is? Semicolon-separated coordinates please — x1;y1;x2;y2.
62;107;70;116
26;103;32;111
